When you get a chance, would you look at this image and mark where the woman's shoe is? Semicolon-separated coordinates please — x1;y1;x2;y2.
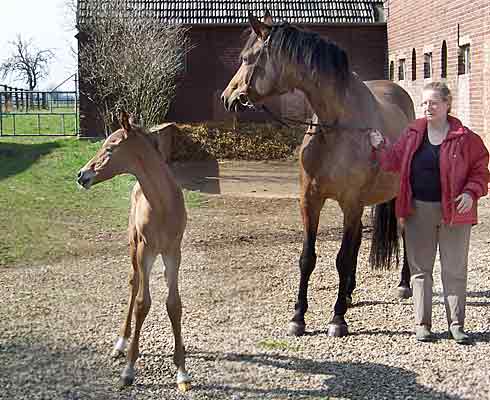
449;327;471;345
415;325;433;342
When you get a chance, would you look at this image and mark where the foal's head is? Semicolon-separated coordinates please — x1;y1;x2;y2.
77;112;171;189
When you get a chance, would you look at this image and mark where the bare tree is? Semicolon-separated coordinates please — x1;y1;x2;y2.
0;35;55;90
77;0;191;133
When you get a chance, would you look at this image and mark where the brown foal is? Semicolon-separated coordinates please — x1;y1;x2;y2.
77;112;191;390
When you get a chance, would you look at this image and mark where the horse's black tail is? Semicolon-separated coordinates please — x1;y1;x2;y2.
369;198;400;270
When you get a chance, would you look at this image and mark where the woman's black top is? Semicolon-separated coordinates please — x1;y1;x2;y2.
410;133;442;202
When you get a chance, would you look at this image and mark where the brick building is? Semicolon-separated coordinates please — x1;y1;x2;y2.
385;0;490;144
77;0;387;136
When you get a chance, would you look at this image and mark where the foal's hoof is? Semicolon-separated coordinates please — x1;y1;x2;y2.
327;323;349;337
119;366;135;387
178;382;192;392
177;371;192;392
111;348;125;359
287;321;306;336
396;286;413;299
118;375;134;387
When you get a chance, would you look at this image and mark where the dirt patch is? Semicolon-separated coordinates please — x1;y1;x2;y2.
171;159;300;198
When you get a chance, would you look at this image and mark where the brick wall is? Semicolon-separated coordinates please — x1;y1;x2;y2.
386;0;490;146
167;24;387;123
78;23;387;136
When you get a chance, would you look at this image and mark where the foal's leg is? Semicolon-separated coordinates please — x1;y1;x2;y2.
120;243;155;386
288;191;325;336
112;244;139;358
162;248;191;391
328;205;363;337
397;233;412;298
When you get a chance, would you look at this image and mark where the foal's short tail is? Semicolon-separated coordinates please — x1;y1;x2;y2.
369;198;400;270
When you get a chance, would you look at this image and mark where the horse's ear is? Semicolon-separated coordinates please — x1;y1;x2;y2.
263;9;273;26
119;111;131;132
248;11;271;40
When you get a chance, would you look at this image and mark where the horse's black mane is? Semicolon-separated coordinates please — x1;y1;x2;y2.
241;22;350;92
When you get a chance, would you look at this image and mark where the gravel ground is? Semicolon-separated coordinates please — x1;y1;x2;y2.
2;194;490;400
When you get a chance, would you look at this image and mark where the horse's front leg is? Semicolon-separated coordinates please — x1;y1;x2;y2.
162;249;191;392
119;243;155;387
328;206;363;337
397;233;412;299
288;190;325;336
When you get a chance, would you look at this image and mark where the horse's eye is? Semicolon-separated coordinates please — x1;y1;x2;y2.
106;148;113;156
242;55;250;64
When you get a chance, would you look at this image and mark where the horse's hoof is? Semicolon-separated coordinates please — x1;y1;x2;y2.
396;286;412;299
178;382;192;392
346;295;353;307
327;323;349;337
287;321;306;336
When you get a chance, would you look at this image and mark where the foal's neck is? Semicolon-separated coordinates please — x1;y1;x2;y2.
132;140;177;211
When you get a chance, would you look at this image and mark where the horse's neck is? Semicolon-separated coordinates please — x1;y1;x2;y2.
294;71;375;126
132;143;177;212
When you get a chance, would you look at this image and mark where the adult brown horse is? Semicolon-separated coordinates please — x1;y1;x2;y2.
221;12;415;337
77;112;191;390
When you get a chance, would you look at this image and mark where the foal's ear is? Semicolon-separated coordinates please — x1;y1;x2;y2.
248;11;271;40
119;111;131;132
263;9;273;26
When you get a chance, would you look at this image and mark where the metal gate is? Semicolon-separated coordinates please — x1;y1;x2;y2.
0;82;79;137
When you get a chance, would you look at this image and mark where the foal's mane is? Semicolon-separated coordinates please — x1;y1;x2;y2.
242;23;350;94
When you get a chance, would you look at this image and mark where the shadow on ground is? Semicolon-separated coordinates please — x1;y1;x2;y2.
2;337;469;399
183;351;463;400
0;141;60;182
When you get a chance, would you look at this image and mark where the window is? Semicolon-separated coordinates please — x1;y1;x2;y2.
398;59;406;81
389;61;394;81
458;44;470;75
441;41;447;78
423;53;432;79
411;49;416;81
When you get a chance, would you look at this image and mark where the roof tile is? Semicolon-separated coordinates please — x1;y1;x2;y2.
78;0;385;25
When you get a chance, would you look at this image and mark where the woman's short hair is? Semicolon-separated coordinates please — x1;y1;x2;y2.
423;81;452;113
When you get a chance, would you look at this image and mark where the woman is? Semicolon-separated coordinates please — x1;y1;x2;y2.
369;82;489;344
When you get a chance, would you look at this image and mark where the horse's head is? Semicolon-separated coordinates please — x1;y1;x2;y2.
221;11;288;112
77;111;172;189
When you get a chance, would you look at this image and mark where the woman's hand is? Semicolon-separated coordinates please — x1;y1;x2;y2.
455;192;473;213
369;129;385;149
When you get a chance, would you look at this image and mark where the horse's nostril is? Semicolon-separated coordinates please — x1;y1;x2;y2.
77;170;83;179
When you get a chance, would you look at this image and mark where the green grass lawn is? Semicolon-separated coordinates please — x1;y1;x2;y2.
0;137;201;268
0;109;78;135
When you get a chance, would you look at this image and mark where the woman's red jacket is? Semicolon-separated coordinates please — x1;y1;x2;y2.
375;116;490;225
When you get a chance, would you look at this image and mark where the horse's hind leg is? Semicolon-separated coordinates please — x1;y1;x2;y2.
119;243;155;386
346;220;363;306
112;243;139;359
288;192;325;336
328;205;363;337
397;233;412;299
163;248;191;391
